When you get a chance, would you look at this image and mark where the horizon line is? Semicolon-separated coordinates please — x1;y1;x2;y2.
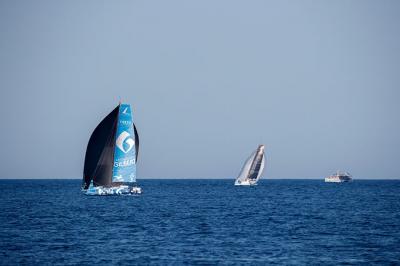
0;177;399;180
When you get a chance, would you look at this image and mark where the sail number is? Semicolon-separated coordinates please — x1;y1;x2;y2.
114;159;135;168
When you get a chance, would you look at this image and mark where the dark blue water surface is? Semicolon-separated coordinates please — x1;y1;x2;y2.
0;179;399;265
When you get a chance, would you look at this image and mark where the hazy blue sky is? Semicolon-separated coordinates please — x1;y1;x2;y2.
0;0;399;179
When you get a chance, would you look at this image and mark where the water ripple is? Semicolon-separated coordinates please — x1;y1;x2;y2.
0;179;399;265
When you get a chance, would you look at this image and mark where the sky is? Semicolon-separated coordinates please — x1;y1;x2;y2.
0;0;399;179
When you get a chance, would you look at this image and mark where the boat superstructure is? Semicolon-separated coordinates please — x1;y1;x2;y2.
235;145;266;186
82;103;141;195
324;171;352;183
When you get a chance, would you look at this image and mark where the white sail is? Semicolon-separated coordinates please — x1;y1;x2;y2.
235;145;266;186
235;151;257;185
254;154;265;182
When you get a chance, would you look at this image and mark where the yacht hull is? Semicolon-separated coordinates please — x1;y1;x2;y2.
84;185;141;196
234;180;257;186
324;178;352;183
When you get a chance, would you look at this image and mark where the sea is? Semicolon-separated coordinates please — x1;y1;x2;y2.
0;179;399;265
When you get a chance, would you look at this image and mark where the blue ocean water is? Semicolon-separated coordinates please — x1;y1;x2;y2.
0;179;399;265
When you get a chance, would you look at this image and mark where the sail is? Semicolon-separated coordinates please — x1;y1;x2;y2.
133;123;139;162
83;106;119;189
258;155;265;181
248;149;265;181
235;145;266;184
236;151;257;183
112;104;137;183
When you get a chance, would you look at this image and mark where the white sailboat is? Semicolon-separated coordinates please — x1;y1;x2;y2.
235;145;266;186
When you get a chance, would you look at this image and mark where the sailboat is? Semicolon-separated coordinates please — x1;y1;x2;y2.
82;103;141;195
235;145;266;186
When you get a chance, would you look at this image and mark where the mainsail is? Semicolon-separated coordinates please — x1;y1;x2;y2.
82;104;139;189
235;145;265;185
112;104;138;183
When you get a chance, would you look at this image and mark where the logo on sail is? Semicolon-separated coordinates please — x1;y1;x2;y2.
116;131;135;153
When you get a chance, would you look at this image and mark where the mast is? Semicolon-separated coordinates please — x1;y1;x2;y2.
110;102;121;183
